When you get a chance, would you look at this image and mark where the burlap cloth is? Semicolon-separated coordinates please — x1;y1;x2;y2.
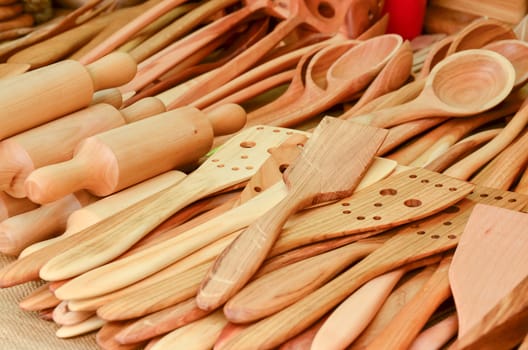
0;253;99;349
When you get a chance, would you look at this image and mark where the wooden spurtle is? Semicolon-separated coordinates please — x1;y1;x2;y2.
0;97;165;198
214;186;526;349
367;255;453;350
55;315;105;338
25;103;246;204
410;313;458;350
0;191;96;256
349;266;436;349
0;52;136;140
351;49;515;128
445;98;528;180
197;118;388;311
18;283;60;311
114;298;210;345
223;234;390;323
8;125;303;284
449;275;528;350
96;320;144;350
52;301;94;326
449;204;528;339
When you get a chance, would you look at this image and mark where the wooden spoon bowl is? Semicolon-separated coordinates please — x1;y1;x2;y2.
483;39;528;87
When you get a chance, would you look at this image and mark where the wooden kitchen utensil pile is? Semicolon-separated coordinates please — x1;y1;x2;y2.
0;1;528;349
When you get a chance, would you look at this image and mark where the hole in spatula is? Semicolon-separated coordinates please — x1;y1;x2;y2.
443;206;460;214
279;164;289;173
380;188;397;196
404;199;422;207
254;186;262;192
240;141;256;148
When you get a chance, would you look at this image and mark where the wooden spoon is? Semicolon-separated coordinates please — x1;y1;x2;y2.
340;39;413;119
197;118;388;311
351;49;515;128
165;0;361;109
449;204;528;339
410;313;458;350
446;18;516;56
8;125;303;285
214;186;526;349
246;35;403;128
483;39;528;88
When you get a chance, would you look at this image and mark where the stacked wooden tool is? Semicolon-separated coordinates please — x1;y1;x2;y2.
0;1;527;349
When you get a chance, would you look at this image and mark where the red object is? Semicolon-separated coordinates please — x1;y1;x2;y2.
382;0;427;40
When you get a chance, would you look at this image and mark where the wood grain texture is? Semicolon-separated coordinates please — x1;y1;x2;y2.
0;126;297;287
215;186;527;349
449;204;528;337
197;118;388;310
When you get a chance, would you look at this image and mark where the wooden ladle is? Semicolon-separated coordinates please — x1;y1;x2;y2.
352;49;515;128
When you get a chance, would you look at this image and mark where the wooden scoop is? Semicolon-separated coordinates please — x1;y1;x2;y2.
215;186;527;349
197;118;388;311
0;52;136;140
352;49;515;128
449;204;528;339
25;103;246;204
0;97;165;198
21;125;304;284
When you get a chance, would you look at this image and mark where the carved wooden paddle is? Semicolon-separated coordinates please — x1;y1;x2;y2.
197;117;388;310
449;204;528;340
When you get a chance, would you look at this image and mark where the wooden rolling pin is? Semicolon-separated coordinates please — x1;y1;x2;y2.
0;52;136;140
25;104;246;204
0;97;166;198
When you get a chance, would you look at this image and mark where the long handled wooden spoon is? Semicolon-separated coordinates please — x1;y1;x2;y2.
197;118;388;311
484;39;528;88
351;49;515;128
214;186;526;349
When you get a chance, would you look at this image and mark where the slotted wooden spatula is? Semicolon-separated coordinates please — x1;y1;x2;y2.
197;117;389;310
0;126;303;287
216;186;527;349
449;204;528;339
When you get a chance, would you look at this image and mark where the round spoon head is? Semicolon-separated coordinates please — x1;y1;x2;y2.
426;49;516;115
483;39;528;88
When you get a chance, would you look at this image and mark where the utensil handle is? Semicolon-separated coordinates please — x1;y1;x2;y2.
25;155;97;204
197;192;302;311
361;98;437;128
368;256;452;350
86;52;136;91
120;97;166;123
311;268;406;350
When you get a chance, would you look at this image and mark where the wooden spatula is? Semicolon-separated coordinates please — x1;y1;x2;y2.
197;117;388;311
449;204;528;339
0;125;302;287
215;186;527;349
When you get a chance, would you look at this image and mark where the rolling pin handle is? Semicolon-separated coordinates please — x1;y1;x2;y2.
205;103;246;137
86;52;137;92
